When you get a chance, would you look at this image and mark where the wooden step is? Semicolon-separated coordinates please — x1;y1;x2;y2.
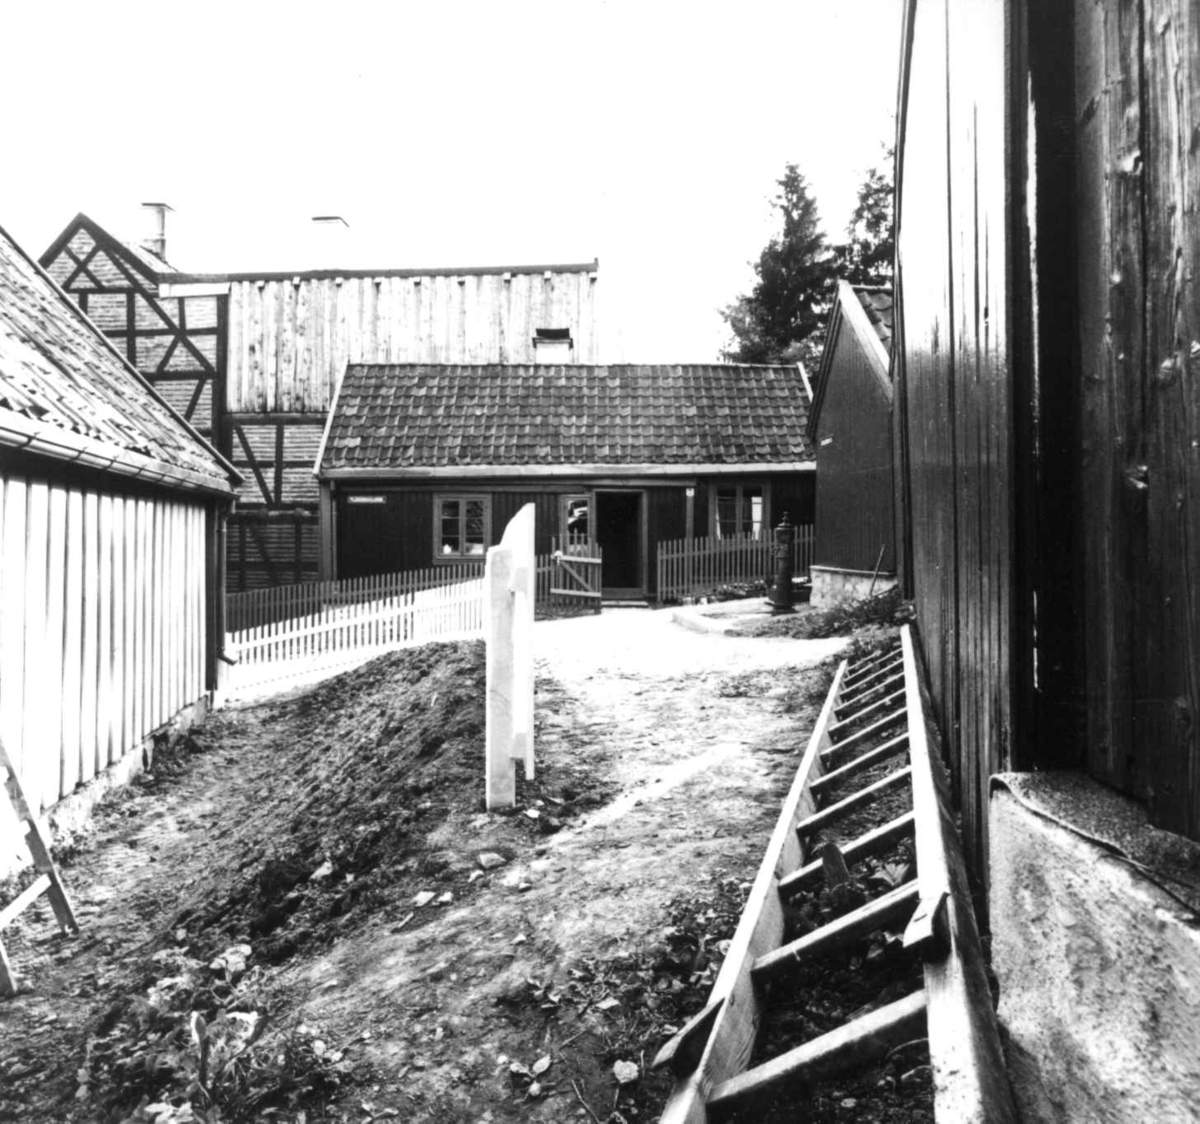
810;733;910;796
752;880;920;983
706;990;928;1121
797;766;913;839
779;811;916;899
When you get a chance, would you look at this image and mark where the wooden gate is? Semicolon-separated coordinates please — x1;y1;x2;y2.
550;540;603;611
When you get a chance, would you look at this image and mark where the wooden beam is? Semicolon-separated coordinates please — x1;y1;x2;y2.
0;874;51;931
779;811;916;898
707;990;928;1121
752;880;920;983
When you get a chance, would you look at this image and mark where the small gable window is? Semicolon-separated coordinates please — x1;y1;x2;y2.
533;327;574;364
435;495;491;559
712;482;767;539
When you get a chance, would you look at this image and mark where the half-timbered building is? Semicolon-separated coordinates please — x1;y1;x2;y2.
315;363;815;599
0;220;238;860
40;213;599;592
806;282;895;606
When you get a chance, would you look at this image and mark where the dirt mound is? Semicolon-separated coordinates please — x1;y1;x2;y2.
172;642;490;965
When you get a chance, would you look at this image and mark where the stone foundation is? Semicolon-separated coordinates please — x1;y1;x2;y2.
989;772;1200;1122
809;564;897;609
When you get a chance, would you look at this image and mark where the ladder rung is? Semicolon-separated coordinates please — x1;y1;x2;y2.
797;766;913;838
707;990;928;1119
810;733;910;795
780;811;916;898
843;646;900;678
822;708;908;761
753;880;920;982
837;671;905;714
829;689;906;733
0;874;51;930
842;656;904;696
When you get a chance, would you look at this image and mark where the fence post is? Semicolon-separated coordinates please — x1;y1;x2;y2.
485;503;536;809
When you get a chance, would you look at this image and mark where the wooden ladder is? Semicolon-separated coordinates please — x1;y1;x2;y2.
0;736;79;996
653;626;1016;1122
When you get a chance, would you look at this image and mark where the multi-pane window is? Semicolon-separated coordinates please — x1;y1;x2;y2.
713;483;766;538
436;495;489;558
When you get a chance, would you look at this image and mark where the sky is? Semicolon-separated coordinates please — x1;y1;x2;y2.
2;0;901;363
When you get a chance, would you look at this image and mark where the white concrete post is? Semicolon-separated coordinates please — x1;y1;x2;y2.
484;503;536;809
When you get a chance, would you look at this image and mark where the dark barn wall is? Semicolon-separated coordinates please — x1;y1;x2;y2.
897;0;1200;860
896;0;1021;872
814;326;894;573
1074;0;1200;838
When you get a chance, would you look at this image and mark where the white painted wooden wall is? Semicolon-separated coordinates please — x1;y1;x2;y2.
0;470;208;822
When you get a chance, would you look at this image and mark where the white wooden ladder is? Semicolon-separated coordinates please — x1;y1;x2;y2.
0;736;79;996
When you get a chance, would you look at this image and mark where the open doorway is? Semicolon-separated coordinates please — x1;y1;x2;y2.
594;490;644;596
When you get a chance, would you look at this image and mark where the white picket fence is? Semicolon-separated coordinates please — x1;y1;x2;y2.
656;527;814;603
224;574;485;692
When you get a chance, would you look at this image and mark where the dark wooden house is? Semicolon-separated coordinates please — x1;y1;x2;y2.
0;220;238;833
806;282;895;605
40;213;599;592
315;363;815;598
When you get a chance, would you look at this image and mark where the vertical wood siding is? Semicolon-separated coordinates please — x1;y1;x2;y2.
1075;0;1200;837
896;0;1017;872
226;270;600;415
814;327;895;573
0;470;208;816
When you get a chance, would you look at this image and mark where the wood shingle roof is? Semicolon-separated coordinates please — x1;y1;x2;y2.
319;363;814;475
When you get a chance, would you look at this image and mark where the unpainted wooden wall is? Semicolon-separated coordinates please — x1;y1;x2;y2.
1074;0;1200;838
226;270;600;415
0;469;208;818
896;0;1018;873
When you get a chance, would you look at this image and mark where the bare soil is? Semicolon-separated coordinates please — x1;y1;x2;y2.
0;608;855;1123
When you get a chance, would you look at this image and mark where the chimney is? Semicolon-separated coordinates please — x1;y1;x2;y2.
141;202;173;261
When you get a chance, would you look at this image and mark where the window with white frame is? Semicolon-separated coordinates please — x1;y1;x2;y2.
712;482;767;538
435;494;490;558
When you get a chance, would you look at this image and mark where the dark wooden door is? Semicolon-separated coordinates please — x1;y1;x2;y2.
595;492;642;593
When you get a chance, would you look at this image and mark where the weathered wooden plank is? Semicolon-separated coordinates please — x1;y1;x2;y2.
1141;0;1200;838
